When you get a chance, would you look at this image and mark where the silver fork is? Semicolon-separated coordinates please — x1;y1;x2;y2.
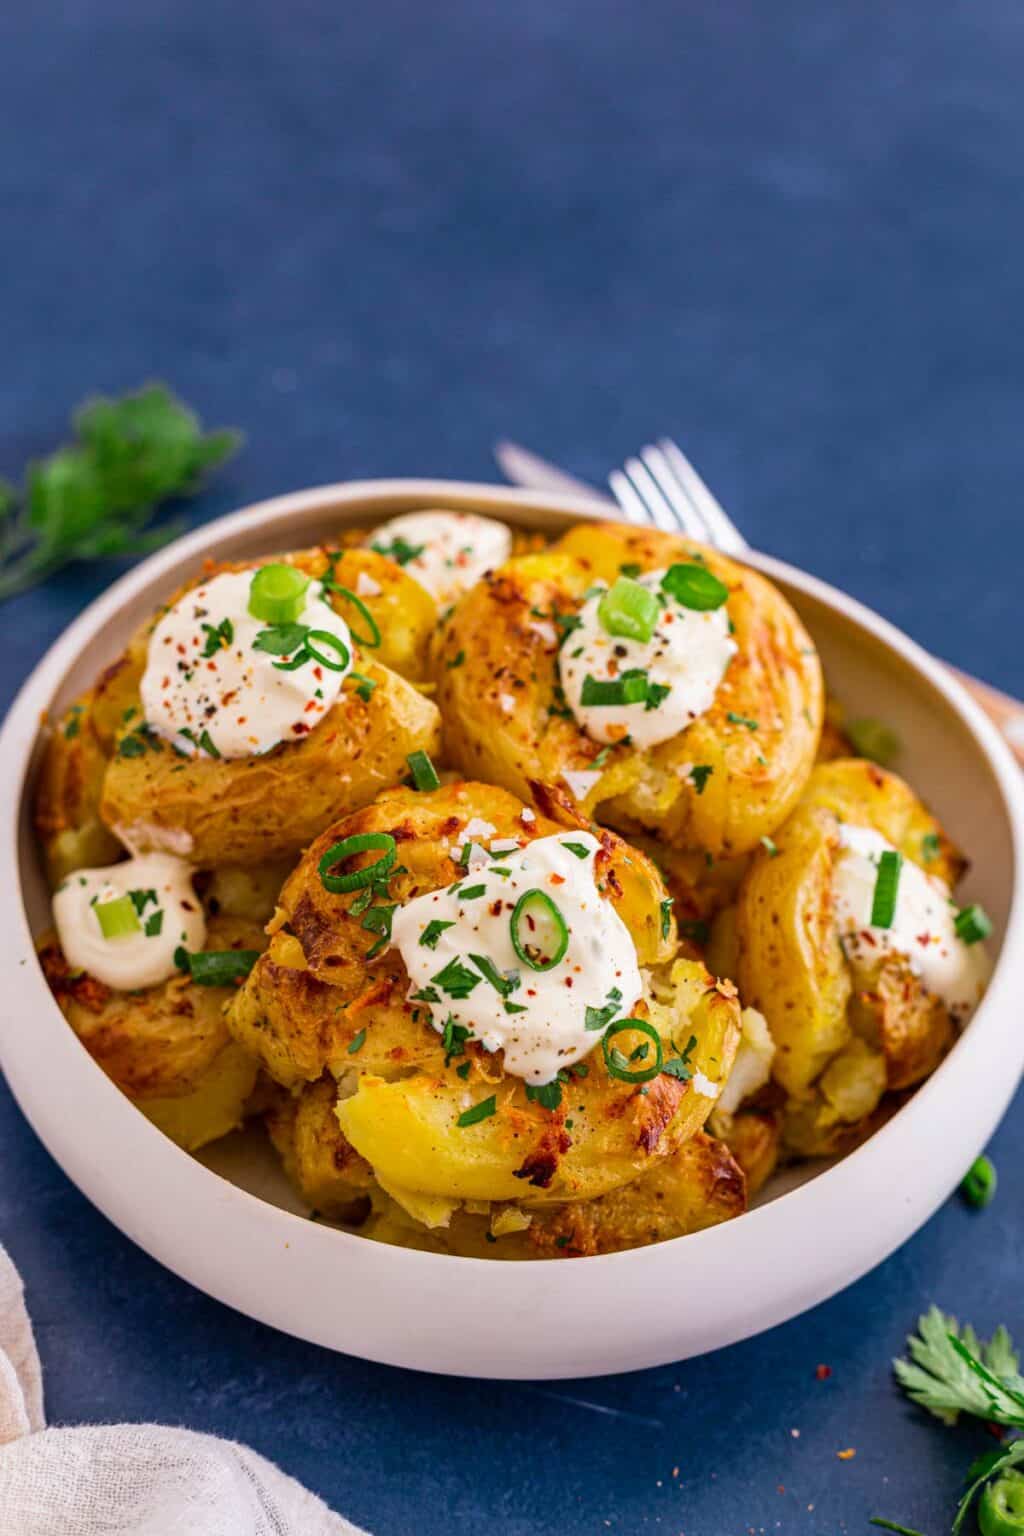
493;434;1024;765
607;437;748;555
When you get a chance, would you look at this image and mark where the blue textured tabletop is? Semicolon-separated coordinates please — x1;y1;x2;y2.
2;2;1023;1532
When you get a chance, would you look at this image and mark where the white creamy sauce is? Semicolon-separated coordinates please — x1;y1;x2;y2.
559;569;736;749
140;570;352;759
53;853;206;991
390;831;643;1085
832;824;989;1022
367;511;512;606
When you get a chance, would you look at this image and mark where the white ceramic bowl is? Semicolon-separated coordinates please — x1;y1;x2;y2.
2;479;1023;1380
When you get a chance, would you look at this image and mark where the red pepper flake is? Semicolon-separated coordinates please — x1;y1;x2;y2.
986;1422;1008;1441
549;873;565;885
836;1448;855;1461
815;1364;832;1381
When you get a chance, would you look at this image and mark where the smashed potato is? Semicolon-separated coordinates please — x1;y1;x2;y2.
229;780;741;1212
434;521;823;856
39;913;265;1151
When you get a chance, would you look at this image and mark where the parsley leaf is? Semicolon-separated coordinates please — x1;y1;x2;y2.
431;956;482;999
419;919;455;950
0;384;240;603
894;1307;1024;1426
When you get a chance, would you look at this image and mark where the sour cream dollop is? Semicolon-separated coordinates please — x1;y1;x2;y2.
559;569;737;749
367;511;512;606
53;853;206;990
390;831;643;1084
832;824;989;1022
140;570;352;759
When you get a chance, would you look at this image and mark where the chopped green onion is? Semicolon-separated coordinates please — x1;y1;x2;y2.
95;894;141;939
419;919;455;949
248;563;310;624
660;897;674;941
870;850;903;928
961;1153;997;1208
561;842;591;860
848;717;901;767
407;750;440;792
198;728;221;759
978;1470;1024;1536
660;563;729;611
601;1019;664;1083
457;884;486;900
176;947;260;985
510;889;569;971
318;832;397;893
325;584;381;647
305;629;350;671
457;1095;497;1128
347;1028;367;1055
597;576;660;643
580;669;651;707
955;903;992;945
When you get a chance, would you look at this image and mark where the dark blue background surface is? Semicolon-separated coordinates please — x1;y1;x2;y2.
2;3;1023;1531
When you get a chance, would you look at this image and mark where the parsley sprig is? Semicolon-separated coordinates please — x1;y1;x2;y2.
0;384;240;602
876;1309;1024;1534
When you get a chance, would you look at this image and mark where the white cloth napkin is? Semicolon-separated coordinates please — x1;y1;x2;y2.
0;1244;365;1536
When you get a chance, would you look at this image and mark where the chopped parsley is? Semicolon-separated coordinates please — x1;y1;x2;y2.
371;535;424;566
419;919;455;950
690;764;713;794
347;1028;366;1055
431;956;482;999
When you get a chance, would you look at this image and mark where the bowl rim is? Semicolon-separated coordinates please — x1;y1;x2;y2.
3;476;1023;1378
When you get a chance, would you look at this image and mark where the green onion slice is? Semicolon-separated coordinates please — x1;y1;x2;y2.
305;629;350;671
407;750;440;791
597;576;660;643
660;563;729;611
601;1018;664;1084
318;832;397;893
95;894;142;939
327;585;381;648
869;850;903;928
510;889;569;971
955;903;992;945
580;669;651;707
176;947;260;986
248;564;310;625
961;1153;997;1208
978;1469;1024;1536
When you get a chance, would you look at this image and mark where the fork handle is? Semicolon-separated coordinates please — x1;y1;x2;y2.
949;667;1024;769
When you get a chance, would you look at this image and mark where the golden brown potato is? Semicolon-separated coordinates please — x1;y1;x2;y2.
274;1094;745;1258
264;1077;375;1221
734;758;965;1140
39;913;264;1151
434;522;823;857
35;546;440;877
35;692;125;884
228;780;740;1209
716;1109;780;1196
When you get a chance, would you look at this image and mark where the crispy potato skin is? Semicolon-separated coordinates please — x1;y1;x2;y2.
39;913;264;1150
735;758;962;1112
265;1078;375;1221
717;1109;780;1196
102;657;440;867
269;1082;745;1257
35;547;440;874
434;522;823;856
228;780;739;1204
